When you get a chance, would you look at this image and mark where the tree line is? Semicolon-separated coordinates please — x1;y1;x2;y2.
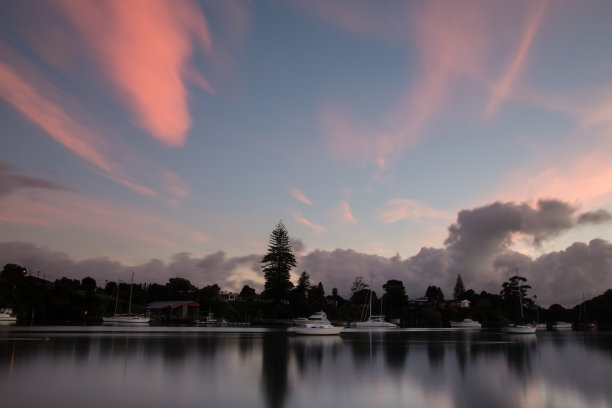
1;221;611;327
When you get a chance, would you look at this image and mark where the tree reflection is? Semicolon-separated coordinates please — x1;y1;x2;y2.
261;332;289;408
503;334;537;377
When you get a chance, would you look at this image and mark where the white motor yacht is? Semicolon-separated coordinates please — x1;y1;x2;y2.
287;311;344;335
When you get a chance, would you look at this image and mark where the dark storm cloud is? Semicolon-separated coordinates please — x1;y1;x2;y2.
441;199;612;291
0;161;77;196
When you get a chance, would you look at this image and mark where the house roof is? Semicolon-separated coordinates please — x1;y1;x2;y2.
146;301;200;309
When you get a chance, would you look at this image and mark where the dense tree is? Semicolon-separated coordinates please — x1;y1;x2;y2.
1;263;27;280
239;284;257;298
81;277;97;293
197;284;221;310
382;279;408;316
261;221;296;301
351;288;371;305
425;286;445;304
308;282;326;307
453;274;466;299
295;271;311;294
500;273;534;322
166;277;196;293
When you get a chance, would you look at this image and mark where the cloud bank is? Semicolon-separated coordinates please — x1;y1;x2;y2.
2;199;610;307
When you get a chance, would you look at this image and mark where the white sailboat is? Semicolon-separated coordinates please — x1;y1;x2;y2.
351;290;398;328
103;273;150;324
503;269;536;334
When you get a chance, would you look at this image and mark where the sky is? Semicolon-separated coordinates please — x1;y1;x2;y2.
1;0;612;307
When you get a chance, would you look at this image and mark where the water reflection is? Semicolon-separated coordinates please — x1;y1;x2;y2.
1;328;612;408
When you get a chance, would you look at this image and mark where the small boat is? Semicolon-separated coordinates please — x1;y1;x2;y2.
102;314;151;324
352;315;398;328
102;273;151;324
195;314;228;327
287;311;343;335
575;294;597;331
351;289;398;328
503;324;537;334
550;321;572;330
450;318;482;329
0;308;17;322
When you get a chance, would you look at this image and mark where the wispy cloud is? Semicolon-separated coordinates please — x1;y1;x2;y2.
0;161;78;197
331;201;358;225
485;0;548;117
53;0;214;147
313;1;547;170
1;189;210;247
496;87;612;208
289;187;312;205
294;212;327;234
378;199;451;224
0;43;191;202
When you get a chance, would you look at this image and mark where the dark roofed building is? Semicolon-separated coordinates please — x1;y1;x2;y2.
146;301;200;321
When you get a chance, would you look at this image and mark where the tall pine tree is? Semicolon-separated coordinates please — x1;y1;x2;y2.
261;221;296;301
453;274;466;299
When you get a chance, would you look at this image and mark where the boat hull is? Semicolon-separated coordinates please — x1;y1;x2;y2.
503;325;537;334
575;322;597;331
103;315;151;324
450;319;481;329
550;322;572;330
352;321;398;328
287;326;344;335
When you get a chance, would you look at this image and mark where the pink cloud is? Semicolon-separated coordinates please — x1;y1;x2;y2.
1;190;210;248
0;43;190;201
54;0;214;147
485;0;549;117
314;1;546;169
378;199;451;224
294;212;327;234
289;187;312;205
331;201;358;225
495;86;612;208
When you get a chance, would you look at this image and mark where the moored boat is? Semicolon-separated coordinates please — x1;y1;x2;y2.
102;272;151;324
550;321;572;330
575;294;597;331
102;314;151;324
0;308;17;322
503;324;537;334
351;288;398;328
450;318;482;328
352;315;398;328
287;311;344;335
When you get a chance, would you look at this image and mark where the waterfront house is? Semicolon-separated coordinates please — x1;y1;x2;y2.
146;301;200;321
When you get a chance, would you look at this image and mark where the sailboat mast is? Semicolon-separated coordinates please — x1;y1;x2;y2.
113;282;119;315
128;272;134;316
369;289;372;318
516;268;524;324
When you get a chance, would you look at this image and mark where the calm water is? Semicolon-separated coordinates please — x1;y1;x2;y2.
1;326;612;408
